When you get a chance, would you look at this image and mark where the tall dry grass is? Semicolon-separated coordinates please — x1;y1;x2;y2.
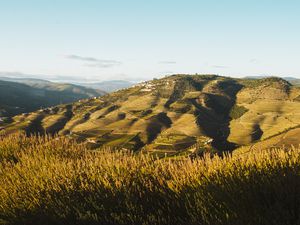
0;133;299;225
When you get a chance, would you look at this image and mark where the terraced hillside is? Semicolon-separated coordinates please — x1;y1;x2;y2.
3;75;300;155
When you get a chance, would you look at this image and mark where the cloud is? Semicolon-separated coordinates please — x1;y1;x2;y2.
66;55;99;62
158;61;177;64
211;65;229;69
249;59;260;64
0;71;26;78
66;54;122;68
85;60;122;68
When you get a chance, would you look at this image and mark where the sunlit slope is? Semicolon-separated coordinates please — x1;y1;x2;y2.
3;75;300;154
228;78;300;146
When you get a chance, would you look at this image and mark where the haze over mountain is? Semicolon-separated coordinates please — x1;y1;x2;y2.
244;75;300;86
0;72;136;93
3;74;300;156
76;80;136;93
0;78;105;117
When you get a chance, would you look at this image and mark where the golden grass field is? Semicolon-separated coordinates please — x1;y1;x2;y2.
0;133;299;225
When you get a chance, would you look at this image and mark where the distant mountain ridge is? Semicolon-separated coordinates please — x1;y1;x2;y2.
243;75;300;86
0;77;51;84
0;75;136;93
0;78;106;117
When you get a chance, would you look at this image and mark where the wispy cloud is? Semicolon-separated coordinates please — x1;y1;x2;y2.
0;71;26;77
66;55;99;62
85;60;122;68
211;65;229;69
158;61;177;64
66;54;122;68
249;58;260;64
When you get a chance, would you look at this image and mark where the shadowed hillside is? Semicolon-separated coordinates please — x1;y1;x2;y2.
0;79;105;117
3;75;300;155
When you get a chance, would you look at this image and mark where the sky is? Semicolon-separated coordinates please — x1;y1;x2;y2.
0;0;300;82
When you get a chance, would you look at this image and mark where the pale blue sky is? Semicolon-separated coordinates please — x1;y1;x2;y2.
0;0;299;81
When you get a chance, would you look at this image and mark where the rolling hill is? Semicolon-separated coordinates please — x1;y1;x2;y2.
0;79;106;117
2;74;300;155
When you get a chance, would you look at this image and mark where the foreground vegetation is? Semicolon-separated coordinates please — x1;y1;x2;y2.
0;133;299;225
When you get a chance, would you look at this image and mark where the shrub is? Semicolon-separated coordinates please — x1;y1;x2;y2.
230;104;249;119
